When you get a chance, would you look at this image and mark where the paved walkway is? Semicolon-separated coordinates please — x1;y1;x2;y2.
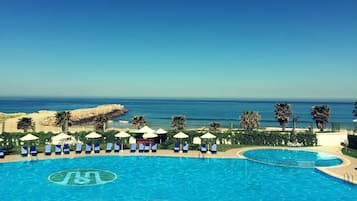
1;146;356;185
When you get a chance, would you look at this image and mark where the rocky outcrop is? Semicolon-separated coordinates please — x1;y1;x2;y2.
42;104;128;126
2;104;128;132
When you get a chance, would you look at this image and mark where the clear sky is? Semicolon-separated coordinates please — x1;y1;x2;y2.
0;0;356;99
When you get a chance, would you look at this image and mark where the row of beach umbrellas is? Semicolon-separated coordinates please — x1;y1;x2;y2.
14;126;216;144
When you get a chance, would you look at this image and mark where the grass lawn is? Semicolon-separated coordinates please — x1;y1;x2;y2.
342;147;357;158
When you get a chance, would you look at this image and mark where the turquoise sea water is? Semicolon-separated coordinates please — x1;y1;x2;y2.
0;97;355;129
0;156;356;201
243;149;343;167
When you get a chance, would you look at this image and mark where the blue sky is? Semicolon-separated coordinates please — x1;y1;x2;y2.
0;0;356;99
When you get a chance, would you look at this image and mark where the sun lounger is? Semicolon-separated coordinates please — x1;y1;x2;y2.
183;143;189;153
106;143;112;153
75;143;82;154
130;143;136;152
144;143;150;152
139;144;145;153
21;146;28;156
55;144;62;155
114;142;120;152
201;144;207;153
211;144;217;154
45;145;51;155
0;148;4;158
85;143;91;154
30;145;37;156
63;144;70;154
174;143;180;152
151;143;157;152
94;143;100;153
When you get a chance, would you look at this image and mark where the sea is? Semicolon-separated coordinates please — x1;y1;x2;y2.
0;97;355;130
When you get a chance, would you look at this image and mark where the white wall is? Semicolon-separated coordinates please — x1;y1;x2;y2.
316;130;348;146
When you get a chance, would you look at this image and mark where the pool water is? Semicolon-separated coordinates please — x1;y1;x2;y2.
243;149;343;168
0;156;356;201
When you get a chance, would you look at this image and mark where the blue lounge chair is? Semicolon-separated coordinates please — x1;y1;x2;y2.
0;148;4;158
30;145;37;156
21;146;28;157
63;144;70;154
174;143;180;152
151;143;157;152
130;143;136;152
55;144;61;155
144;143;150;152
139;144;145;153
211;144;217;154
94;143;100;153
45;145;51;155
106;143;112;153
75;143;82;154
114;142;120;152
85;143;91;154
201;144;207;153
183;143;189;153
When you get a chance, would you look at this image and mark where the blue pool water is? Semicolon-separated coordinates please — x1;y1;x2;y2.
0;156;356;201
243;149;343;168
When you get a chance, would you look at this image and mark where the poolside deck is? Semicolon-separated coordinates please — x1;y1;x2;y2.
1;146;356;185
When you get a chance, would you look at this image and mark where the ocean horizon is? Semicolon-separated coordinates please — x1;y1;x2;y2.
0;97;355;130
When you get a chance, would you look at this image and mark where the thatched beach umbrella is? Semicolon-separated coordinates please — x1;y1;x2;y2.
85;132;102;139
115;131;130;152
142;132;158;139
20;134;39;142
156;128;167;143
156;128;167;135
85;132;102;152
200;132;216;151
174;132;188;152
52;132;71;144
138;126;155;133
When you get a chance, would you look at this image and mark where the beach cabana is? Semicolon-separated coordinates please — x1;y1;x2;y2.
173;132;189;153
115;131;131;152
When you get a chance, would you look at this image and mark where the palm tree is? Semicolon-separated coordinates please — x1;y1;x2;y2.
353;101;357;118
274;103;292;131
311;105;331;132
171;115;186;130
94;114;108;132
17;117;33;132
131;115;146;129
240;111;260;130
55;111;72;133
209;122;220;131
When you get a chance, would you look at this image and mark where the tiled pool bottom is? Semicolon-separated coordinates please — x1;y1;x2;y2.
0;156;355;201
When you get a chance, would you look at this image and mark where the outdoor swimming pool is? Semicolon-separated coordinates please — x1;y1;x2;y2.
0;156;356;201
243;149;343;168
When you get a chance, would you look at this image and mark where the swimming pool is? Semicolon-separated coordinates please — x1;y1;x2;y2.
0;156;356;201
243;149;343;168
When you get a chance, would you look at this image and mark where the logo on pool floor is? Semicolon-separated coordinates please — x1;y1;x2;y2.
48;169;117;186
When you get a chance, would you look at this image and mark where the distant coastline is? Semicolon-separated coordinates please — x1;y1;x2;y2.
0;97;355;130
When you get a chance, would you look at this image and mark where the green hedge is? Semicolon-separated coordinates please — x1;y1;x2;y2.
0;129;317;155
